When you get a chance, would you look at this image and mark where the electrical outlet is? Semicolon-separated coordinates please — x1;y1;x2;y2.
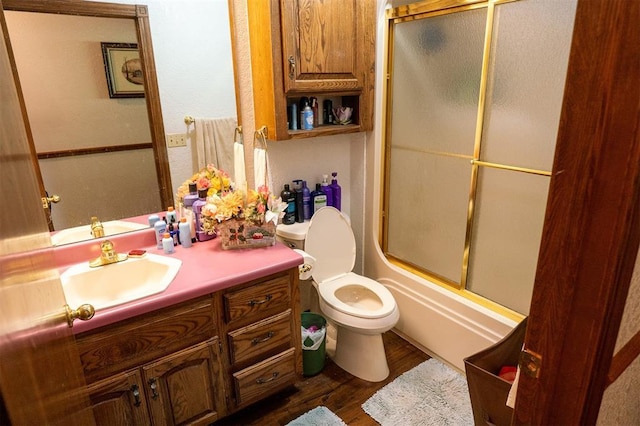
167;133;187;148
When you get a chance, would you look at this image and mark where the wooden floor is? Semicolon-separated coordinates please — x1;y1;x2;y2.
215;331;430;426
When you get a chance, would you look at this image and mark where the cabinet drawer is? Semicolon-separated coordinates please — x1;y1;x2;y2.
77;296;214;383
224;274;291;324
232;348;296;407
228;310;292;366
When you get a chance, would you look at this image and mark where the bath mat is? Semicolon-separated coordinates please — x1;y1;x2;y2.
286;406;347;426
362;358;473;426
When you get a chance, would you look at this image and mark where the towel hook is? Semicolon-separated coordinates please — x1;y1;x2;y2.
254;126;268;149
234;126;243;145
184;115;195;125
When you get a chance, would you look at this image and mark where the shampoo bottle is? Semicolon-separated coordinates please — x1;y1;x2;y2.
311;183;327;215
320;174;334;207
193;188;215;242
179;217;192;247
281;184;296;225
330;172;342;211
302;180;312;220
183;182;199;209
293;180;304;223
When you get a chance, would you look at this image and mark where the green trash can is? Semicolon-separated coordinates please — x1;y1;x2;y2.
301;312;327;376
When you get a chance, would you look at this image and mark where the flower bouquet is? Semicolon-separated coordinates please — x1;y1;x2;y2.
201;185;287;250
176;164;233;204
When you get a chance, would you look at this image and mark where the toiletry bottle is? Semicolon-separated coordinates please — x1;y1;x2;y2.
291;103;298;130
302;180;312;220
167;206;177;223
320;174;334;207
299;97;309;129
330;172;342;211
311;183;327;215
162;232;175;254
293;180;304;223
302;104;313;130
281;184;296;225
324;99;333;124
179;217;192;248
183;182;198;209
310;97;319;127
148;214;160;227
168;222;179;245
193;188;215;242
154;218;167;249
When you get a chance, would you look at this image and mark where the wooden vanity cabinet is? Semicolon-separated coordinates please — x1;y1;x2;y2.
76;296;226;425
75;267;301;423
240;0;376;140
220;268;302;410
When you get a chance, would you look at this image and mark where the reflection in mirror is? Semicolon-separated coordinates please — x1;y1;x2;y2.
2;0;172;245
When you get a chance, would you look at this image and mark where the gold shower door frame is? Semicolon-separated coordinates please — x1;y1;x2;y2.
381;0;551;319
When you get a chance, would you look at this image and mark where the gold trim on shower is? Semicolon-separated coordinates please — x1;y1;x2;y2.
471;160;552;177
381;0;537;317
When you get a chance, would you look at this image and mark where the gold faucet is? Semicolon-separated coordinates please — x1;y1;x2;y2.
91;216;105;238
89;240;128;268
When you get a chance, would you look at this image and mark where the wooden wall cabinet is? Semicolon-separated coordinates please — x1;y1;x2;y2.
76;268;301;424
242;0;376;140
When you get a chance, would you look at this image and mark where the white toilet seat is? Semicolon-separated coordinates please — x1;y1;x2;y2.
317;272;397;319
304;207;400;382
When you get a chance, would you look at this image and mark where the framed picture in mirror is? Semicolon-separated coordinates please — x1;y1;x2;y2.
101;42;145;98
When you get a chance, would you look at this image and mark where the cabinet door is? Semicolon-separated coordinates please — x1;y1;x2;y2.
86;369;150;426
281;0;360;93
143;339;225;426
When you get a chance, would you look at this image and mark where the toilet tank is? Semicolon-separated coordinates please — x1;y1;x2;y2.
276;221;310;249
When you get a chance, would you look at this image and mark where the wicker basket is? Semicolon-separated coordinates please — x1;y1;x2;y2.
216;218;276;250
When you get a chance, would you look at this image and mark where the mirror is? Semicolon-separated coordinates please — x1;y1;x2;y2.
2;0;172;243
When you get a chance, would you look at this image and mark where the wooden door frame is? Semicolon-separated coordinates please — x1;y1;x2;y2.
513;0;640;423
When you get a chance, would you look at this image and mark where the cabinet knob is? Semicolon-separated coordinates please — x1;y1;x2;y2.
130;384;142;407
64;303;95;328
148;377;160;400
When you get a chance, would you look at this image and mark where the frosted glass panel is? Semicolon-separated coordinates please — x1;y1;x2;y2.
467;168;550;314
481;0;577;171
391;9;486;156
387;150;470;283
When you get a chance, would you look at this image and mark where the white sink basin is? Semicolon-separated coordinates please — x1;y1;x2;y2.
60;253;182;310
51;220;149;246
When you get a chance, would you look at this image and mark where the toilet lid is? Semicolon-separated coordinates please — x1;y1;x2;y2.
305;207;355;284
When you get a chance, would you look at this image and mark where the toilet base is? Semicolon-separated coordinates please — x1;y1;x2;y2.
331;326;390;382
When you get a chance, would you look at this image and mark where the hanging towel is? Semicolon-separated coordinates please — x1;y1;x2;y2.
194;117;237;177
233;129;247;192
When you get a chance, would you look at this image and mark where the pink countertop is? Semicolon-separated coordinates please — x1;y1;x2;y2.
54;226;303;335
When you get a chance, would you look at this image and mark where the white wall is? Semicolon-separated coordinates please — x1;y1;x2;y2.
94;0;239;197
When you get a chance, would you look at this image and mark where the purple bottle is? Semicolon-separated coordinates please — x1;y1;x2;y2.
193;188;215;242
330;172;341;211
321;174;334;207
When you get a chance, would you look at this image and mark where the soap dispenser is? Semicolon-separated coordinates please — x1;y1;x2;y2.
320;174;334;207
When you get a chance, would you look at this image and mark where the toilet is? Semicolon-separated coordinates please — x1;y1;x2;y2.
278;207;399;382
